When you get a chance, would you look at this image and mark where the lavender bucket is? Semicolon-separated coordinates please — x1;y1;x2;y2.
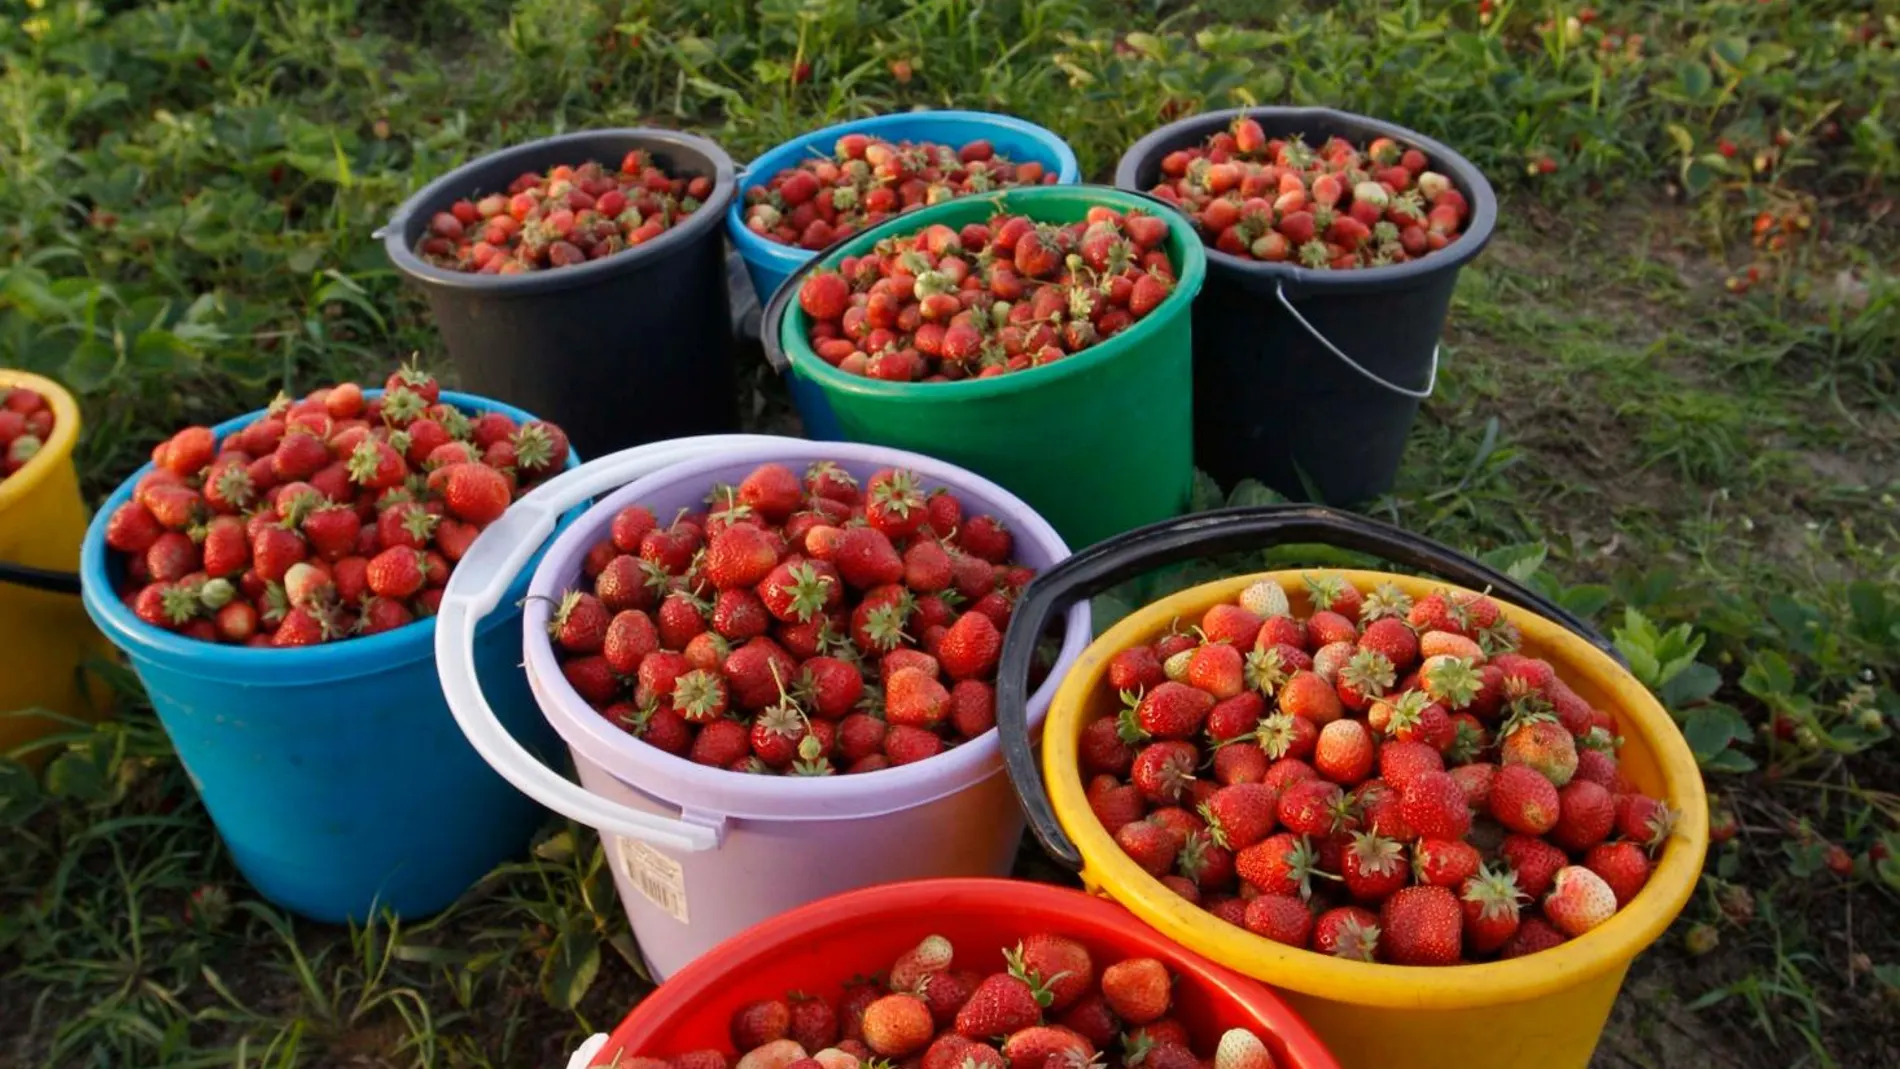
437;435;1088;979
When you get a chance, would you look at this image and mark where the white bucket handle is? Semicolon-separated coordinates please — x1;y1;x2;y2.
1274;279;1439;400
435;434;802;854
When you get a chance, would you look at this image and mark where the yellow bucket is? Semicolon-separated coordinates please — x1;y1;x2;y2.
0;370;112;761
996;506;1708;1069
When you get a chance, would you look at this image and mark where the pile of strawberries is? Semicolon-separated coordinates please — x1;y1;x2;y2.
1084;576;1677;965
549;462;1037;775
414;152;712;274
743;134;1056;250
796;206;1179;382
1146;117;1471;269
618;932;1283;1069
103;367;570;647
0;385;55;479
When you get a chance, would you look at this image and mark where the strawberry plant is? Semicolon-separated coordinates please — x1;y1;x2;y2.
544;461;1043;775
628;930;1284;1069
742;135;1056;249
798;204;1179;381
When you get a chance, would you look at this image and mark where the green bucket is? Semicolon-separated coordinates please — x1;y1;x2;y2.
763;185;1206;549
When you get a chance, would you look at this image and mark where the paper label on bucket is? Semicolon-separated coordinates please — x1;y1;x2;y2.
617;839;689;923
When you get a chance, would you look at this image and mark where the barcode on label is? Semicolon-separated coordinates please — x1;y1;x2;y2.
617;839;690;924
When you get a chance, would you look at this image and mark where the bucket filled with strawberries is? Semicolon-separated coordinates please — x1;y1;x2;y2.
764;185;1206;549
994;506;1707;1069
384;128;741;459
1112;107;1497;509
726;110;1080;314
578;878;1340;1069
77;365;582;923
434;436;1091;981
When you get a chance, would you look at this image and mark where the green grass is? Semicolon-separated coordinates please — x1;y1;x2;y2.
3;1;1899;1067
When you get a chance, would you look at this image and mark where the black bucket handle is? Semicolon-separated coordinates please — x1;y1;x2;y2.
994;503;1622;872
1274;279;1438;400
0;561;82;596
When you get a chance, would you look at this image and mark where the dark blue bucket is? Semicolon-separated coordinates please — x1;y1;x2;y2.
78;391;580;922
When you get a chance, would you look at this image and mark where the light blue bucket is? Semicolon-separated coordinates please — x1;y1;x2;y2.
78;390;580;922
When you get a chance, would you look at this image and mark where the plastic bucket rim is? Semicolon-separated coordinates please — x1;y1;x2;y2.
602;876;1343;1069
725;109;1083;273
0;369;83;516
768;184;1210;402
79;388;580;683
522;440;1091;823
382;128;738;297
1111;105;1499;292
1045;568;1708;1009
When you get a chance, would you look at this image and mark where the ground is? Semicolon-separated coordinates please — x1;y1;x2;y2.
2;1;1898;1067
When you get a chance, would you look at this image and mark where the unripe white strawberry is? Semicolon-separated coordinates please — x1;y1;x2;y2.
1214;1028;1278;1069
1544;865;1618;937
1239;580;1290;619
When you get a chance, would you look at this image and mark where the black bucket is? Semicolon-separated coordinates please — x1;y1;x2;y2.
384;129;741;459
1114;107;1497;505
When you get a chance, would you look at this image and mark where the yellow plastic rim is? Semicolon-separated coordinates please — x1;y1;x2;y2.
1043;569;1709;1009
0;369;82;514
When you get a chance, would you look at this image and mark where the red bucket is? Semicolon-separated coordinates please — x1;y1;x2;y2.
585;878;1339;1069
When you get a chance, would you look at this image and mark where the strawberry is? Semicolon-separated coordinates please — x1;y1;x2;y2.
956;514;1013;564
1008;933;1094;1013
1277;778;1349;837
1499;834;1568;900
1278;670;1343;723
860;994;935;1057
954;973;1044;1038
1312;718;1374;785
434;462;512;524
1305;611;1357;650
1199;782;1278;850
1543;865;1617;936
1412;837;1481;888
1235;832;1326;898
1399;771;1471;841
1312;905;1382;961
1460;864;1524;955
548;590;609;652
731;999;792;1050
105;501;166;554
885;667;950;729
1380;885;1463;966
1340;830;1407;902
1500;716;1578;786
1000;1026;1095;1069
1614;792;1677;851
885;724;945;765
1130;740;1199;804
1098;957;1171;1024
1358;616;1419;670
1489;764;1561;835
705;524;779;590
1499;915;1567;959
1584;841;1652;906
1200;603;1264;648
1116;818;1182;876
1135;682;1215;740
365;547;426;599
1549;779;1616;853
1183;642;1244;699
834;526;905;588
1242;893;1314;947
938;610;1002;681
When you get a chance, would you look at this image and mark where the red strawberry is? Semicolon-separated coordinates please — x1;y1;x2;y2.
1277;778;1349;837
1380;885;1463;965
1135;682;1214;740
1614;792;1677;851
1009;933;1094;1013
1376;739;1444;793
1278;670;1342;723
1235;832;1325;898
954;974;1043;1038
250;524;306;583
105;501;165;553
885;724;945;765
1460;864;1524;955
1312;718;1374;785
1098;957;1171;1024
1549;779;1616;853
434;462;512;524
1186;642;1245;699
860;994;934;1057
956;513;1013;564
885;667;950;729
1242;893;1314;947
1499;914;1568;959
1399;771;1471;841
1499;834;1568;900
1584;841;1652;907
1116;818;1181;876
938;610;1002;680
834;526;905;588
704;524;779;590
1489;764;1561;835
1412;838;1481;888
1199;782;1278;851
1000;1026;1094;1069
1312;905;1382;961
1130;740;1199;804
1341;830;1407;902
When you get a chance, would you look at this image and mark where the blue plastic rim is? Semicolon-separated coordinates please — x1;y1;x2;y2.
726;110;1080;439
79;389;580;923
